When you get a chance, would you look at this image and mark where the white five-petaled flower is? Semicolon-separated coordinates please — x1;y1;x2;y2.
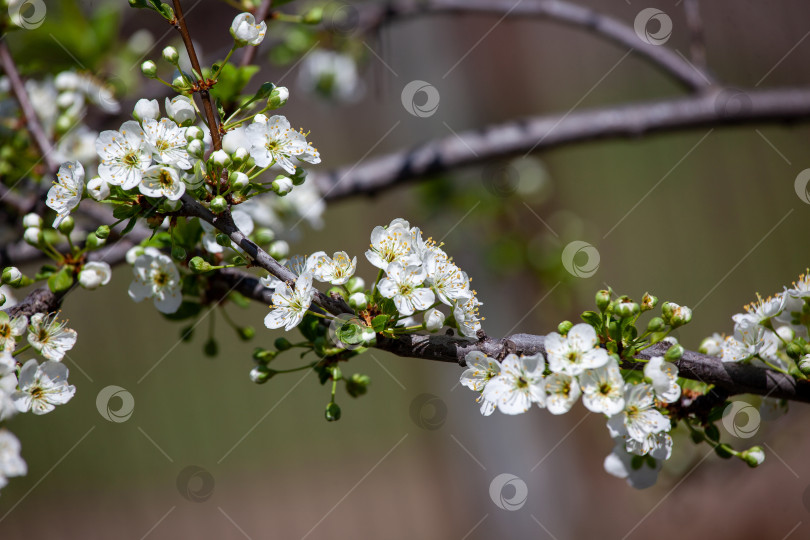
453;294;483;339
544;372;581;415
460;351;500;391
245;115;320;175
128;247;183;314
643;356;681;404
699;333;724;356
545;323;609;376
734;292;788;327
721;317;778;363
46;161;84;227
27;313;77;362
377;262;435;317
309;251;357;285
139;165;186;201
12;359;76;415
579;358;625;415
96;120;152;189
264;272;316;331
260;254;312;290
481;354;545;415
78;261;112;290
0;352;18;421
626;431;673;459
142;117;191;169
365;218;420;271
230;12;267;47
607;383;670;444
424;251;470;306
165;95;196;126
0;312;27;353
0;429;27;491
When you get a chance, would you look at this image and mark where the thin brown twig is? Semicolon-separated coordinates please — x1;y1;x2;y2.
0;41;59;174
171;0;223;149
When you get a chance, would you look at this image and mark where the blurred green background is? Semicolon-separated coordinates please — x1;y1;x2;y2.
3;0;810;538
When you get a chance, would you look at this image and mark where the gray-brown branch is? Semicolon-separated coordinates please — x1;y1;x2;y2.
352;0;713;91
315;86;810;201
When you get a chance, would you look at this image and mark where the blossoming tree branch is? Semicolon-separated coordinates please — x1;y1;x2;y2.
0;0;809;494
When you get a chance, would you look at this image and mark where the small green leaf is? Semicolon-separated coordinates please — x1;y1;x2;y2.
113;204;140;220
704;424;720;442
47;266;74;293
580;311;602;331
371;315;388;333
34;264;57;281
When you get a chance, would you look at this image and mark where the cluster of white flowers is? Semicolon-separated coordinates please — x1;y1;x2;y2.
460;323;680;488
0;312;79;495
263;218;482;339
701;271;810;373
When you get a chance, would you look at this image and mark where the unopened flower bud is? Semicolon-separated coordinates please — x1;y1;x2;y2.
346;276;365;294
23;227;42;246
238;326;255;341
86;177;110;201
187;139;204;158
267;86;289;109
253;228;275;245
186;126;204;141
162;198;182;212
209;196;227;213
133;98;160;121
250;365;275;383
613;298;640;318
557;320;574;335
209;149;231;168
325;401;341;422
661;301;675;322
252;347;278;364
291;166;307;186
664;343;684;362
348;292;367;310
798;355;810;375
2;267;22;286
787;342;804;361
424;308;445;332
171;76;189;92
271;175;294;195
232;147;249;164
204;337;218;357
670;305;692;328
269;240;289;259
741;446;765;467
302;7;323;24
776;326;795;344
230;171;249;191
646;317;665;333
346;373;371;397
78;261;111;290
162;46;179;64
215;233;231;247
86;232;105;249
22;213;42;229
171;245;186;260
126;246;145;264
189;256;212;273
57;215;74;235
141;60;157;78
595;289;611;312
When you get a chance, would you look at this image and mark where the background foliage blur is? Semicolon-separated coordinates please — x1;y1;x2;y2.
3;0;810;538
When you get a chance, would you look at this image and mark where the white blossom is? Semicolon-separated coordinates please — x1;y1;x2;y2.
96;120;152;189
230;12;267;47
0;352;18;421
424;250;470;306
643;356;680;404
377;262;435;317
27;313;77;362
607;383;670;444
245;115;320;174
133;98;160;121
721;318;778;363
453;294;483;339
142;117;191;169
222;125;250;155
544;373;581;415
424;308;445;332
128;247;183;314
138;165;186;200
264;272;316;331
12;359;76;415
365;218;420;271
545;323;609;376
78;261;112;290
0;429;26;490
46;161;84;228
86;176;110;201
481;354;545;415
459;351;500;392
309;251;357;285
579;358;625;415
699;333;724;356
0;312;26;353
165;95;195;126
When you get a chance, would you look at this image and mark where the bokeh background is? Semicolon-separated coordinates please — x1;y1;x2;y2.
3;0;810;538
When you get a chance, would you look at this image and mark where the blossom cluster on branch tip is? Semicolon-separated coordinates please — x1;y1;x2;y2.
263;218;482;340
701;270;810;380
